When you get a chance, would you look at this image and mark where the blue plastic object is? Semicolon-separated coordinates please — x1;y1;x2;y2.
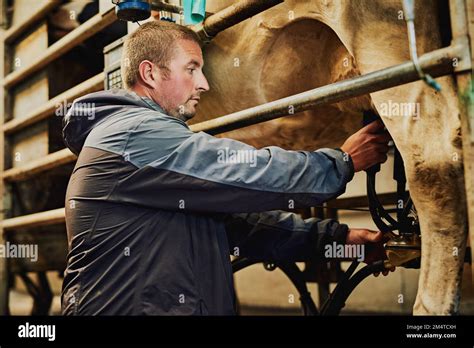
183;0;206;25
115;0;151;22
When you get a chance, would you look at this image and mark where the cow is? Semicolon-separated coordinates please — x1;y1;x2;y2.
184;0;468;315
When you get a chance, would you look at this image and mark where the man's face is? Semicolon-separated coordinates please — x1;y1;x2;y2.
151;39;209;121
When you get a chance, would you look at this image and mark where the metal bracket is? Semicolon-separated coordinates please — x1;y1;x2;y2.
192;22;214;45
452;35;472;73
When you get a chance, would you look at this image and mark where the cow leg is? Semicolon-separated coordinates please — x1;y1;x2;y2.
372;75;468;315
406;153;468;314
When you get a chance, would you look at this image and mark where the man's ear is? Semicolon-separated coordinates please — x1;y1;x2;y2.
138;60;159;89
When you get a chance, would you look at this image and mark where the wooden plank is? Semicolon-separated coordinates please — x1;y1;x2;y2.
3;148;76;182
0;0;7;29
11;0;54;27
12;71;49;121
1;208;65;231
10;21;48;73
10;122;49;169
99;0;115;14
10;22;49;125
3;72;103;134
3;1;60;44
2;8;116;90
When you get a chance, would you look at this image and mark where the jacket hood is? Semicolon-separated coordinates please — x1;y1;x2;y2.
62;89;165;155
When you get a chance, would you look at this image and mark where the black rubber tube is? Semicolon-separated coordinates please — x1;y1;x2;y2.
320;260;386;316
231;257;318;315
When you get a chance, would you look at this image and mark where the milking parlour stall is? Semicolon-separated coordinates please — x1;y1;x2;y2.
0;0;473;346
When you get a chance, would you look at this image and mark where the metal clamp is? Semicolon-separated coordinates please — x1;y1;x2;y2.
192;22;214;45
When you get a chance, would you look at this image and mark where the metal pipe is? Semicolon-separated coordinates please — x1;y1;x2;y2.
448;0;471;73
190;43;466;135
192;0;283;43
449;0;469;39
402;0;441;91
150;1;183;14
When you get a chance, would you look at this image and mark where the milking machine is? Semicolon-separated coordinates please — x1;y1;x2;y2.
230;113;422;316
232;112;472;316
318;111;423;316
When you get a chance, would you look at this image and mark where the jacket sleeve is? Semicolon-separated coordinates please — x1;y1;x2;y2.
103;114;355;213
224;210;349;261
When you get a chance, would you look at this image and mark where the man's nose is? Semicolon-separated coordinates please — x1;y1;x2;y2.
197;70;210;92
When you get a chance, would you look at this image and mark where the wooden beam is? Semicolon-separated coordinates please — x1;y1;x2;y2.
2;1;61;45
2;148;76;182
2;72;104;134
2;8;116;90
1;208;65;231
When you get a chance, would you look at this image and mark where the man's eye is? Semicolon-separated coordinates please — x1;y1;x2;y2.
188;68;195;74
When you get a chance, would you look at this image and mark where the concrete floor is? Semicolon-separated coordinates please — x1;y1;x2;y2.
9;290;61;316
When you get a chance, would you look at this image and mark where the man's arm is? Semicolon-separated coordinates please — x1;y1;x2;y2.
224;211;391;266
224;210;349;262
104;113;355;213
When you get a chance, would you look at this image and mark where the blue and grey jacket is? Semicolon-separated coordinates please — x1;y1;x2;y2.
61;89;355;315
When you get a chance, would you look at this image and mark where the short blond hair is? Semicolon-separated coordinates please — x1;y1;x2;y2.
121;21;201;89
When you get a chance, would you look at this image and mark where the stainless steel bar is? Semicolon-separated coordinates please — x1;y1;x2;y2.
192;0;283;42
150;1;183;14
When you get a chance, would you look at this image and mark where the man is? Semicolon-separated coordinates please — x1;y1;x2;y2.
61;21;392;315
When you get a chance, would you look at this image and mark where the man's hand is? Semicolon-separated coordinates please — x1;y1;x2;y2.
340;120;391;172
346;228;395;277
